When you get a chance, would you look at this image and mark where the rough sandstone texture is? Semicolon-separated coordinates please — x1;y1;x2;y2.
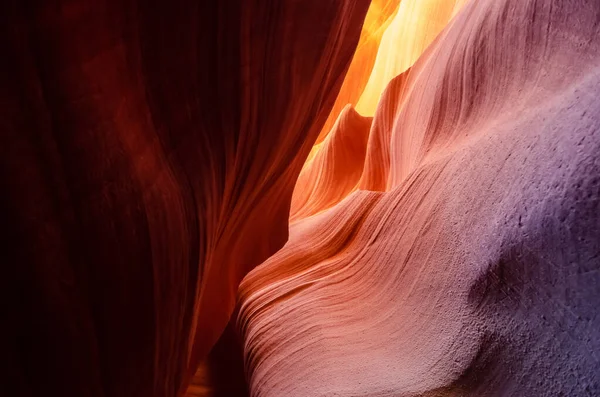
238;0;600;396
2;0;600;396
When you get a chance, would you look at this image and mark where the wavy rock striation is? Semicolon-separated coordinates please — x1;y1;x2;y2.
3;0;600;396
238;0;600;396
315;0;400;144
0;1;370;396
305;0;467;203
291;106;372;221
355;0;467;116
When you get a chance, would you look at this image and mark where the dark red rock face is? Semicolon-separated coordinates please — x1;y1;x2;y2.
0;1;370;396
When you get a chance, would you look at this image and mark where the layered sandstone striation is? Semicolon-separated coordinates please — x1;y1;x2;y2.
3;0;600;396
291;106;372;221
0;1;370;396
238;0;600;396
315;0;400;144
305;0;467;199
355;0;467;116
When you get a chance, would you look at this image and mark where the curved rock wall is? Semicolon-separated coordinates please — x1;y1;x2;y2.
3;0;600;396
0;1;370;396
238;0;600;396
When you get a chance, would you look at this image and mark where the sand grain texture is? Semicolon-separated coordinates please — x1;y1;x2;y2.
238;0;600;396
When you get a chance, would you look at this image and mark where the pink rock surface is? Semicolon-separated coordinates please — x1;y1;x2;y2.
238;0;600;395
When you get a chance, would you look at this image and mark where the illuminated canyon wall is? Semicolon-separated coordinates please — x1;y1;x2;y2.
2;0;599;396
239;0;600;396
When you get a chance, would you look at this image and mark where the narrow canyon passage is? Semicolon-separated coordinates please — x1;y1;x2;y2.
1;0;599;396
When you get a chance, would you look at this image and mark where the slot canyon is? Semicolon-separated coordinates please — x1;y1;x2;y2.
2;0;599;396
